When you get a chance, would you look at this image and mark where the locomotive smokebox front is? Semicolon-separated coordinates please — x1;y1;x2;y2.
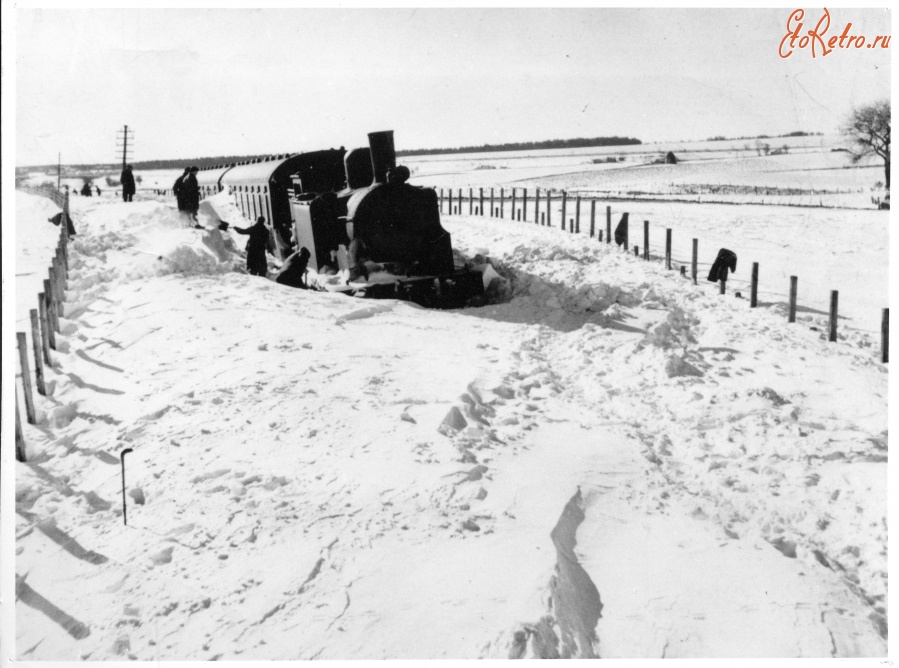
346;131;453;275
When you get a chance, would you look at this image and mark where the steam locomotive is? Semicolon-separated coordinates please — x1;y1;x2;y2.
196;131;484;308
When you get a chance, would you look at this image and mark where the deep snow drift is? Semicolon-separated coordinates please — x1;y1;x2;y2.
11;190;888;659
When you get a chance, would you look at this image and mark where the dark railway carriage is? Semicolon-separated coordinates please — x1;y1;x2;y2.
196;164;233;199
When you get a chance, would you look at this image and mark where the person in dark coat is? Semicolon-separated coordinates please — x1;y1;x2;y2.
120;165;136;202
707;248;737;282
80;182;92;197
275;247;311;288
181;166;200;225
95;185;102;196
48;212;77;236
233;216;269;277
614;212;629;247
173;167;189;213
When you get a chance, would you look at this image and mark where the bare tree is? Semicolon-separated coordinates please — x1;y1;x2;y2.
844;99;890;190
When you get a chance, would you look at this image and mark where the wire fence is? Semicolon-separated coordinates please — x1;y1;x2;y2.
15;185;73;462
435;185;888;363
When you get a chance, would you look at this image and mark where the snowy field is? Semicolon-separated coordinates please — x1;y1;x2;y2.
11;179;888;659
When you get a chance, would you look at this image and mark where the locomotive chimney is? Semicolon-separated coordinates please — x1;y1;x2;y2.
368;131;396;185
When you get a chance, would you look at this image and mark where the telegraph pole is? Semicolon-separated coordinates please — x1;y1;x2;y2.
116;125;134;169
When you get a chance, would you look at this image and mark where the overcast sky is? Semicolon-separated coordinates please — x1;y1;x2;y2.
10;6;892;166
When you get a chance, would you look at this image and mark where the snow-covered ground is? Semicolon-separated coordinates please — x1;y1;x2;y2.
11;186;887;659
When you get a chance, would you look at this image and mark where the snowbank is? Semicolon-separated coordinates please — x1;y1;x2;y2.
12;190;887;660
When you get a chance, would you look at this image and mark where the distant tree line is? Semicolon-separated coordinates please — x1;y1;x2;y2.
17;136;643;173
396;136;642;157
706;131;824;142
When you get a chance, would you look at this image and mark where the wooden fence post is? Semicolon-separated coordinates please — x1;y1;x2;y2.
665;229;672;270
62;190;71;265
590;200;596;238
54;256;65;306
479;188;484;216
16;397;27;462
522;188;528;222
606;206;611;244
534;189;540;224
634;245;639;257
882;308;889;363
30;310;46;396
458;188;463;214
719;267;728;295
511;189;516;220
490;188;495;217
541;212;545;225
499;188;504;219
575;196;581;234
561;192;567;231
788;276;798;323
439;188;443;213
448;189;453;215
644;220;649;260
47;270;61;334
547;191;552;227
829;291;838;342
58;248;68;289
38;293;52;365
469;188;473;215
750;263;759;307
17;333;36;425
43;281;58;347
692;239;698;285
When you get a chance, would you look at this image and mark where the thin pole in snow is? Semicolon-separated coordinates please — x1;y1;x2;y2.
590;200;596;238
38;293;52;366
788;276;798;323
719;267;728;295
30;310;46;396
665;229;672;270
882;309;889;363
606;206;611;244
17;333;36;425
575;196;581;234
644;220;649;261
750;263;759;308
121;448;134;525
692;239;698;285
829;291;839;342
15;397;26;462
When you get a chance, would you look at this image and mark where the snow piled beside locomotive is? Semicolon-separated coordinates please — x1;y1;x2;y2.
199;130;485;308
